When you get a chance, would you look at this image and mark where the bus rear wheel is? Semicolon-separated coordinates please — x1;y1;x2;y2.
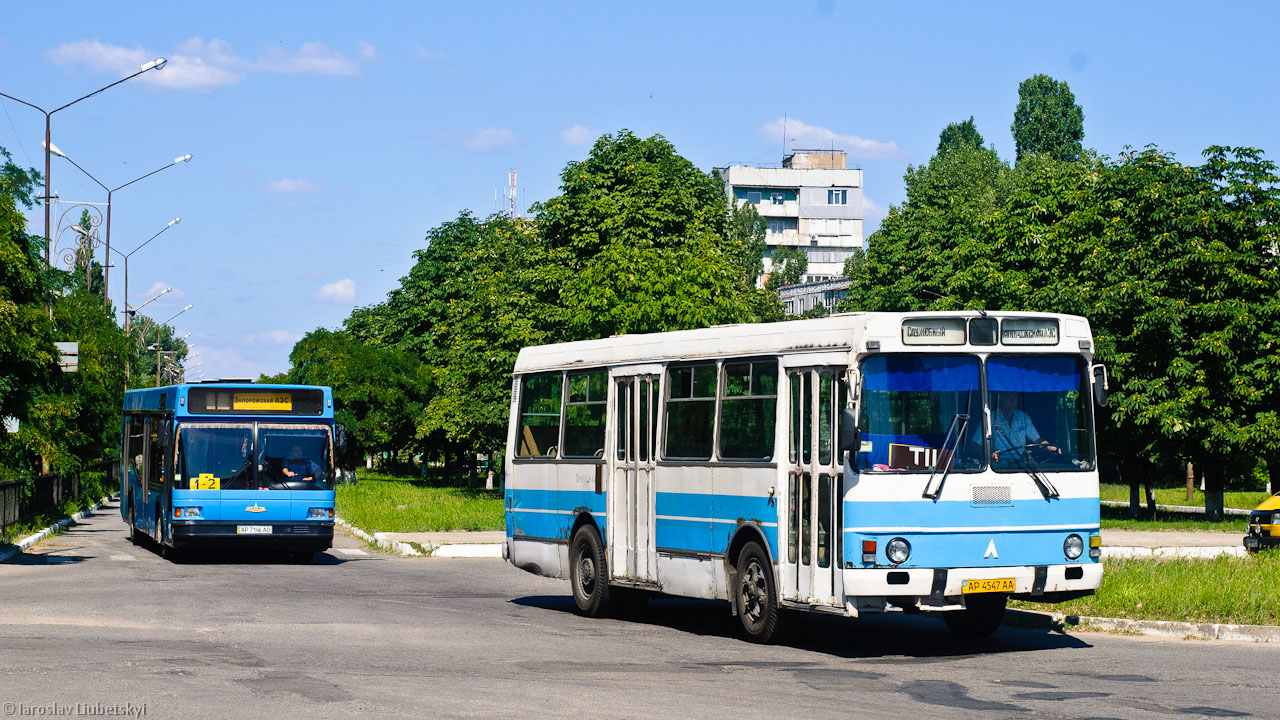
569;525;614;617
944;594;1007;638
127;500;143;545
735;541;781;643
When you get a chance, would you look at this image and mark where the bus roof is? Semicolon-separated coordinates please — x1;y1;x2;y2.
513;311;1093;374
123;383;335;420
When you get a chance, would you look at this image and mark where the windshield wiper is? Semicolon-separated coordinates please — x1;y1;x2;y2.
923;413;968;500
993;424;1059;499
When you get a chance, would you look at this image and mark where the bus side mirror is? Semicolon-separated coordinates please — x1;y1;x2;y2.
1092;364;1109;407
839;408;861;454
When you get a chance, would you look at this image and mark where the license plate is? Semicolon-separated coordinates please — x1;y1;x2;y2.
236;525;272;535
961;578;1015;594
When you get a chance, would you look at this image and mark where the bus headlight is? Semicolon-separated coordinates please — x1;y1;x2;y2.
1064;534;1084;560
886;537;911;564
174;506;201;519
308;507;334;519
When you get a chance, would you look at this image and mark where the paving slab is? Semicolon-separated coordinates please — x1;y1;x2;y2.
1102;528;1244;548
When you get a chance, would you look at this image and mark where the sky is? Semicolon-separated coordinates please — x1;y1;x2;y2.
3;1;1278;379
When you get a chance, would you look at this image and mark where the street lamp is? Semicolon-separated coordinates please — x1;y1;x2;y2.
0;57;168;265
45;142;191;308
150;317;190;387
106;217;181;333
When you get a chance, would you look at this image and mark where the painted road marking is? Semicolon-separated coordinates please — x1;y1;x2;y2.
336;548;367;556
110;555;137;561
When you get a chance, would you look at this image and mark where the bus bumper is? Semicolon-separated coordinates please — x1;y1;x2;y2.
841;563;1102;611
170;520;334;550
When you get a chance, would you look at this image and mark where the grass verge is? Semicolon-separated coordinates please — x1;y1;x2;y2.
1100;505;1247;534
336;472;504;533
1099;483;1269;511
0;472;113;544
1012;552;1280;626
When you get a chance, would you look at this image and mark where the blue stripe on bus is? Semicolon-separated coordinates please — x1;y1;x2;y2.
171;489;335;522
507;488;607;542
846;527;1101;569
844;496;1100;530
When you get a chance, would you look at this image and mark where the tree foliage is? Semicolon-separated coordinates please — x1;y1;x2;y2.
764;246;808;292
1012;74;1085;163
937;116;985;157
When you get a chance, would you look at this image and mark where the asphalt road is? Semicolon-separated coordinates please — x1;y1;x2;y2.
1;501;1274;720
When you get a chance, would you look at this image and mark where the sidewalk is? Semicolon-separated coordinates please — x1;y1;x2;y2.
1102;528;1245;559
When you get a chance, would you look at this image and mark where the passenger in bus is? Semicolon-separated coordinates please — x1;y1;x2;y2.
990;391;1059;463
281;444;322;483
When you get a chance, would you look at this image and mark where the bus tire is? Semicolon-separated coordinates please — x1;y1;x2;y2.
944;594;1007;638
127;499;142;545
569;525;614;617
735;541;782;643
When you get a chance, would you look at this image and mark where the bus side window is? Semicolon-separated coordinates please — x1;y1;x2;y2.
564;371;607;458
146;418;165;490
664;363;716;460
517;373;563;458
127;416;145;484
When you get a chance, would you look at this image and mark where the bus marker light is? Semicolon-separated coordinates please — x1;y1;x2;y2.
1089;535;1102;559
862;540;877;564
309;507;334;519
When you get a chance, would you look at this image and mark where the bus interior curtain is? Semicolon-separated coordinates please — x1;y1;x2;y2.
986;356;1079;393
861;355;979;392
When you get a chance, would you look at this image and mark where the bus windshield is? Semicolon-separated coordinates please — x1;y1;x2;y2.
986;355;1094;472
177;423;333;490
857;355;985;472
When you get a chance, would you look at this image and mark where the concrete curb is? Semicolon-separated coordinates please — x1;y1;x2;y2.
1105;545;1246;559
1007;608;1280;643
1100;500;1250;517
334;516;502;558
0;495;114;563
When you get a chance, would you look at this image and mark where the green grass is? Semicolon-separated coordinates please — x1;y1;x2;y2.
1;472;113;544
1099;483;1270;511
1013;552;1280;626
335;472;505;533
1100;505;1248;533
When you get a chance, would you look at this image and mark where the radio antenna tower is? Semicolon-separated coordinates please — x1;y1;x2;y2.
505;169;519;219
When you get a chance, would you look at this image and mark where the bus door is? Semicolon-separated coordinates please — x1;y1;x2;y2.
785;369;844;606
609;374;658;584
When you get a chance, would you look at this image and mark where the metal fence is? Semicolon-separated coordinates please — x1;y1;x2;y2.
0;460;118;538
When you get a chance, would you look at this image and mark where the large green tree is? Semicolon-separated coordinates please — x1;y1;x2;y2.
1012;74;1085;163
937;116;985;157
534;130;755;338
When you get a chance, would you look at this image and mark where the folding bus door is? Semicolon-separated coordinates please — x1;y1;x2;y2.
608;374;658;584
785;369;844;606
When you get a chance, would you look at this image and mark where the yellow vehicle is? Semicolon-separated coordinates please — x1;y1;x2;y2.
1244;493;1280;552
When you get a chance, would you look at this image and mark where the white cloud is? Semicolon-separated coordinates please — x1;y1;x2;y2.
140;281;187;304
314;277;356;304
358;40;378;61
414;44;457;74
187;344;260;380
560;124;599;146
46;38;362;92
437;128;516;152
264;178;321;194
243;329;304;346
862;195;888;237
758;117;904;161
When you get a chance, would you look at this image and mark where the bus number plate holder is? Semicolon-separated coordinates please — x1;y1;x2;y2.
237;525;272;535
961;578;1014;594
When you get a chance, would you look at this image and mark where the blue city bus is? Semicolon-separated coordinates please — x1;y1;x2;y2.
120;382;344;560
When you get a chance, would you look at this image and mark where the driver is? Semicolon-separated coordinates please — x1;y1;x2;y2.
991;391;1059;463
281;444;322;483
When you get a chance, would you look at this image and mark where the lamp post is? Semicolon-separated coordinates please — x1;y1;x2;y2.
45;142;191;308
106;217;181;333
0;56;167;265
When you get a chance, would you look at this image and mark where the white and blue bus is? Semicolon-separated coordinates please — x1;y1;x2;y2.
504;311;1107;641
121;382;345;561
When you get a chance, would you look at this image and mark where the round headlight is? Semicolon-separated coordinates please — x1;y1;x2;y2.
1064;534;1084;560
886;537;911;564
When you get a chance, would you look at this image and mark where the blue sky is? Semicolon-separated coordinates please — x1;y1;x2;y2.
3;1;1278;379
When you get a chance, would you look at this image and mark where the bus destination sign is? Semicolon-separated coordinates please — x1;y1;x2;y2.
232;392;293;411
1001;318;1060;345
901;318;966;345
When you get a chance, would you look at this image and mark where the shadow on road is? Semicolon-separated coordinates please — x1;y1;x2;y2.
127;536;353;566
511;594;1092;658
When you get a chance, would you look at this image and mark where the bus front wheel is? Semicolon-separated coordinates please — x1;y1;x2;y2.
944;594;1007;638
569;525;613;617
735;541;782;643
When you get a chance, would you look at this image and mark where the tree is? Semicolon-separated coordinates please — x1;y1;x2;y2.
937;116;985;157
535;130;756;338
764;246;807;292
1012;74;1085;163
0;146;57;475
127;314;189;388
268;328;426;467
725;199;767;286
69;209;104;299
